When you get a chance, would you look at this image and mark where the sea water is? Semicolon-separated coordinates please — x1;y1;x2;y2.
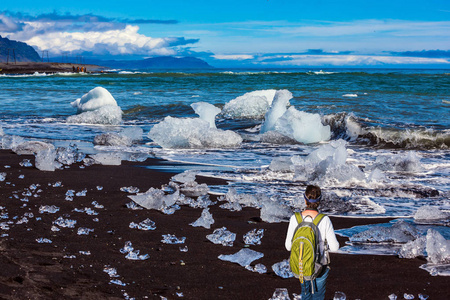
0;68;449;258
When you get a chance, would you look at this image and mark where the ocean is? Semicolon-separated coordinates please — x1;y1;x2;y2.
1;68;449;259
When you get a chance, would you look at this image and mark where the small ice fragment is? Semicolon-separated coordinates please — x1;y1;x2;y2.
418;294;429;300
66;190;75;197
126;201;143;210
403;294;414;300
65;196;73;201
333;291;346;300
269;288;290;300
190;208;214;229
179;181;209;197
36;238;52;243
176;292;184;297
51;225;60;232
271;259;294;278
218;248;264;267
179;246;188;252
39;205;60;214
129;218;156;231
4;165;10;168
103;266;120;277
0;173;6;181
79;251;91;255
388;294;398;300
96;186;103;190
245;263;267;274
206;227;236;247
109;279;127;286
64;255;76;259
19;159;33;167
161;234;186;244
76;189;87;196
120;186;140;193
91;201;104;209
53;216;77;228
77;227;94;235
52;181;62;187
243;229;264;245
120;241;134;254
18;174;24;179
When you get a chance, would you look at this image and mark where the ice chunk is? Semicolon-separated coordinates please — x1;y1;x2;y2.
161;234;186;244
36;238;52;243
268;288;290;300
94;132;132;146
119;241;149;260
190;208;214;229
35;149;62;171
260;199;292;223
403;294;414;300
90;152;122;165
271;259;294;278
179;181;209;197
148;116;242;149
129;218;156;231
103;266;120;277
222;89;277;119
19;159;33;167
350;220;420;243
245;263;267;274
269;156;293;172
388;294;398;300
120;186;140;194
418;294;429;300
13;141;55;155
53;216;77;228
128;188;179;210
67;105;123;125
110;279;127;286
333;291;347;300
243;229;264;245
191;102;221;128
399;236;426;259
56;144;85;165
1;135;25;150
0;173;6;182
171;170;197;183
77;227;94;235
260;90;293;133
206;227;236;246
273;107;331;144
76;189;87;196
218;248;264;267
367;168;386;182
426;229;450;264
414;206;447;221
71;86;118;113
39;205;60;214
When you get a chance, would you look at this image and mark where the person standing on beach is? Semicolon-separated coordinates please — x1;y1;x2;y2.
285;185;340;300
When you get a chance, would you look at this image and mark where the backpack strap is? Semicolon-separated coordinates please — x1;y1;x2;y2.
294;212;303;224
313;213;325;227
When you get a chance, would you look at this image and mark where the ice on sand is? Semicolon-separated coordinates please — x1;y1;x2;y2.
90;152;122;165
206;227;236;246
221;89;277;119
148;116;242;149
179;181;209;197
260;199;292;223
218;248;264;267
350;220;420;243
171;170;198;183
120;241;149;260
269;288;290;300
94;126;143;146
35;149;62;171
191;102;221;129
129;218;156;231
161;234;186;244
245;263;267;274
190;208;214;229
128;188;179;211
243;229;264;245
12;141;54;155
271;259;294;278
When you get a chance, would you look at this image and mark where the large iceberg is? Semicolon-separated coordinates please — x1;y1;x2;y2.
148;116;242;149
67;87;122;125
221;89;277;119
260;90;330;144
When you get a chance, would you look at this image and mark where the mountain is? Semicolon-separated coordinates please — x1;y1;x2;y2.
0;36;41;62
87;56;213;70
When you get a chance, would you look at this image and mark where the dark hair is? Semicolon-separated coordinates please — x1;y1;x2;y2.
305;185;321;210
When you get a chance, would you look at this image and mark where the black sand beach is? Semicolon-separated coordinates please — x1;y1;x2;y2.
0;150;447;299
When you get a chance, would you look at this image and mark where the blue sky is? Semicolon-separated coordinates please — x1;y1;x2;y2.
1;0;450;67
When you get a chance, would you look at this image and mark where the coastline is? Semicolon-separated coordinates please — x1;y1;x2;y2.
0;62;105;75
0;150;446;299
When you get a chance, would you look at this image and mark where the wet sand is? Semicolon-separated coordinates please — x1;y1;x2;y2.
0;150;446;299
0;62;104;74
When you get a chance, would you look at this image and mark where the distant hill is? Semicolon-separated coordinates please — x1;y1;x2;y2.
0;36;41;62
87;56;213;70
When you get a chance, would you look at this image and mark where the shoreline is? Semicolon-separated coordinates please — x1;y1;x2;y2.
0;149;446;299
0;62;105;75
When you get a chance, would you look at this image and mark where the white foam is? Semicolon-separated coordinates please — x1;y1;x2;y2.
343;93;358;97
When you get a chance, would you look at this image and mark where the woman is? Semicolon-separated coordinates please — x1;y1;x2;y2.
285;185;340;300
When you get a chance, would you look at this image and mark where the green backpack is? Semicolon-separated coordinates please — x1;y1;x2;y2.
289;212;326;288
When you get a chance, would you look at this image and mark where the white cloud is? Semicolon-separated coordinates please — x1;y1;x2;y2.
213;54;254;60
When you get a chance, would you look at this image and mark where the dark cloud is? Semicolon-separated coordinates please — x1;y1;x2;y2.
1;10;178;25
390;50;450;58
166;37;200;47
